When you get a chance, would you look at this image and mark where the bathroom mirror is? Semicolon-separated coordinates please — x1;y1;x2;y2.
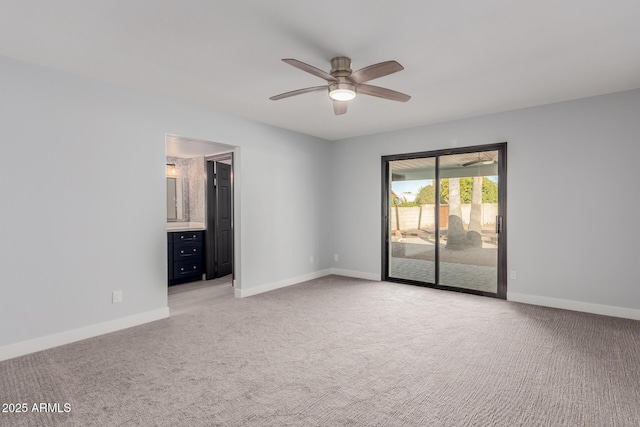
167;178;177;220
167;177;187;221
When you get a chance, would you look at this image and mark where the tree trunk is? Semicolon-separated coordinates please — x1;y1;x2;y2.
446;177;467;250
448;177;462;219
466;176;484;248
469;176;483;232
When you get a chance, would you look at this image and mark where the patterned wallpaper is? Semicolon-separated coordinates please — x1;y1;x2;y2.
167;156;205;222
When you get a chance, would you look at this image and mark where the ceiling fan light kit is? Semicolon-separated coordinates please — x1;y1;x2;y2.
270;56;410;115
328;82;356;101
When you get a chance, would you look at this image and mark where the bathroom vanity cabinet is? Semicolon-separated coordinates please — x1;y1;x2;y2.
168;230;204;285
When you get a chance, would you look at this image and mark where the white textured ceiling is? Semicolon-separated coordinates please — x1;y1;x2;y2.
1;1;640;141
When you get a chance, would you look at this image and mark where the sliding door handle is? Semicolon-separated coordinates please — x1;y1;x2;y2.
495;216;502;233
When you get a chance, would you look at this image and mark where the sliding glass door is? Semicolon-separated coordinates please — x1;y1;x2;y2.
383;144;506;298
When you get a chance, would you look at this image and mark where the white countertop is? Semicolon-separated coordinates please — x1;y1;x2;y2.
167;222;206;232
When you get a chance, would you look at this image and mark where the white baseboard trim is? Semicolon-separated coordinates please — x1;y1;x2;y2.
233;268;382;298
0;307;170;362
235;269;332;298
330;268;381;282
508;292;640;321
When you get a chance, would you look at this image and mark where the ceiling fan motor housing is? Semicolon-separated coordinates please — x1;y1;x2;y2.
330;56;352;77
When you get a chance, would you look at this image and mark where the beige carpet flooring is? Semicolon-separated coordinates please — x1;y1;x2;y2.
1;275;640;426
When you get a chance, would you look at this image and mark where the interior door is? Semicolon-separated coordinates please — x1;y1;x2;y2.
215;162;233;277
205;160;233;279
383;144;506;298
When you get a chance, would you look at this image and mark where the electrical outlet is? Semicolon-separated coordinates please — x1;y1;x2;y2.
112;290;123;303
334;254;339;262
309;255;314;263
510;270;517;280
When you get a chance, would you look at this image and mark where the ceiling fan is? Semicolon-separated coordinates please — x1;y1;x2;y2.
270;56;411;115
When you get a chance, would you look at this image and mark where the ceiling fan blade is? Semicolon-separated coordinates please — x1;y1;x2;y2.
357;84;411;102
282;59;338;82
462;160;482;167
348;60;404;84
333;100;348;115
269;86;327;101
462;159;495;167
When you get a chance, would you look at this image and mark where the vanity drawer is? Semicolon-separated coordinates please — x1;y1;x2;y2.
173;242;202;259
174;259;203;278
172;231;203;243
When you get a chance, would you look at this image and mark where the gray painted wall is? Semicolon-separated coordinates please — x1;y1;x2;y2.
0;56;332;348
331;89;640;310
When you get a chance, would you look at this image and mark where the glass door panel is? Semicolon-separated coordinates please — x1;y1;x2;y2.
438;151;499;293
388;158;436;284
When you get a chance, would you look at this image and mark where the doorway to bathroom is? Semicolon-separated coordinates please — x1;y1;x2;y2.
166;135;236;291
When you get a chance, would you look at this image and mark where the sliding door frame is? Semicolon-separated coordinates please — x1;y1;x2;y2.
382;142;507;299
